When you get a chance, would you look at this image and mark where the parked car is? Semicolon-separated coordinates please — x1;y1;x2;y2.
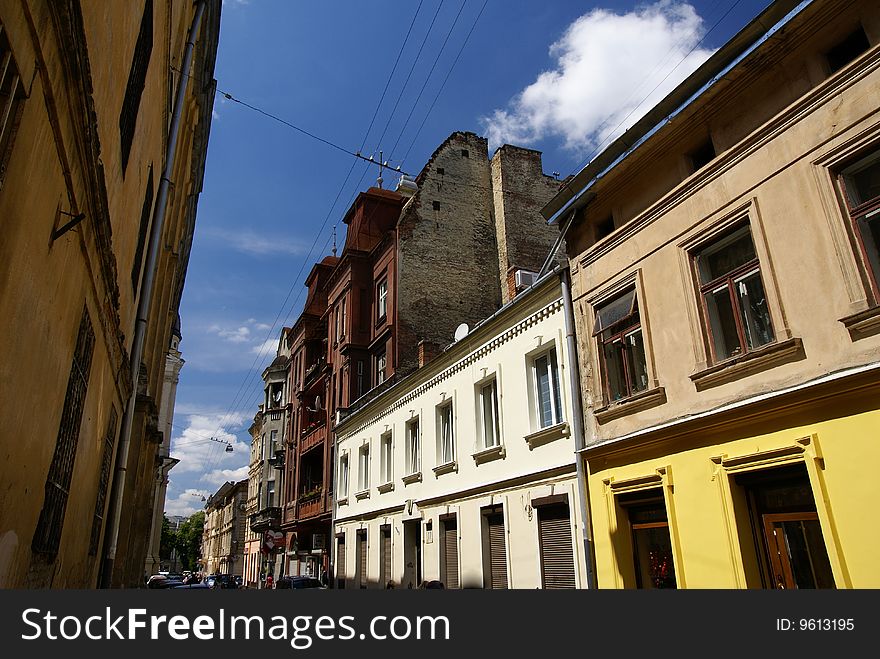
206;574;239;589
170;582;211;590
276;576;325;589
147;574;184;589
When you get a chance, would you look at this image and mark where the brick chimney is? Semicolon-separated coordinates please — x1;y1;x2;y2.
418;340;439;367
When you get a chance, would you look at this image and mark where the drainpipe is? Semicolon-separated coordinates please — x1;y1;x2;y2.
100;0;208;588
560;266;597;590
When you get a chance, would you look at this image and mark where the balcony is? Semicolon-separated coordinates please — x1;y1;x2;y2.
300;421;327;454
249;506;282;533
296;490;326;520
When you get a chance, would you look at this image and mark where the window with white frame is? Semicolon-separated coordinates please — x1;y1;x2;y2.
479;379;501;449
269;429;278;455
358;443;370;492
266;480;275;508
533;348;564;429
405;417;420;475
376;351;387;385
437;401;455;465
338;453;349;500
380;431;393;484
377;279;388;320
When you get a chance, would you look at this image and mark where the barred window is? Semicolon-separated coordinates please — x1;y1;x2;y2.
131;165;154;292
1;21;26;191
119;0;153;173
89;407;118;556
32;307;95;556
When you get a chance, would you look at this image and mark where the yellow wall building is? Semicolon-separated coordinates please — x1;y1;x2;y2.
544;0;880;588
0;0;219;587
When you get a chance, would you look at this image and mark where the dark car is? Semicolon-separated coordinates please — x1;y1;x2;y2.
170;582;211;590
206;574;239;589
276;576;324;589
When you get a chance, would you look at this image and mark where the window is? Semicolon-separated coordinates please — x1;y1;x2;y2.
595;216;615;241
377;279;388;320
839;149;880;297
532;348;563;428
376;351;387;385
0;20;26;190
338;454;349;500
340;297;347;339
131;166;154;292
619;490;677;589
89;407;118;556
358;444;370;492
432;200;441;211
688;137;716;173
32;307;95;555
405;417;420;475
266;480;275;508
437;401;455;465
694;225;774;362
594;289;648;402
120;0;154;173
269;429;278;454
825;25;870;74
380;432;393;484
479;379;501;449
356;360;364;399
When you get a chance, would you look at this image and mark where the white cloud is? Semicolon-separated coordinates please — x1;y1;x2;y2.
170;411;250;476
214;325;251;343
212;109;220;121
164;488;210;517
200;465;250;488
251;338;278;356
482;1;715;154
201;227;310;257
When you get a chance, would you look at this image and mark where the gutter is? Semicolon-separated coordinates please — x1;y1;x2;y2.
99;0;209;588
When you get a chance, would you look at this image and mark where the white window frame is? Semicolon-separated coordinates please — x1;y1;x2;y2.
358;443;370;493
380;431;393;485
437;401;455;465
405;417;420;475
479;378;501;449
377;279;388;320
338;453;349;500
532;347;564;429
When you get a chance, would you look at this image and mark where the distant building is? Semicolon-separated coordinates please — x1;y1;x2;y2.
0;0;220;588
545;0;880;588
201;481;247;577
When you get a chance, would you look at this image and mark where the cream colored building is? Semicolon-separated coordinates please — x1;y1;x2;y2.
544;0;880;588
333;273;589;589
201;480;247;577
0;0;219;588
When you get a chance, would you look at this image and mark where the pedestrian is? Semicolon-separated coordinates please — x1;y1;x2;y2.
266;573;274;589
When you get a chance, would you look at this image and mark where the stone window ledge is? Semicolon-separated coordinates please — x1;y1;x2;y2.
840;306;880;341
432;461;458;477
402;471;422;485
472;444;505;465
337;497;348;507
690;337;804;392
524;422;569;450
377;481;394;494
354;489;370;501
594;387;667;424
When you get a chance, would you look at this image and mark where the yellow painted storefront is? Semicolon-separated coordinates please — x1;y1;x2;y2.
585;373;880;589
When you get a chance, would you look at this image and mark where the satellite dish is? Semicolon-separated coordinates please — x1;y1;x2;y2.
453;323;469;342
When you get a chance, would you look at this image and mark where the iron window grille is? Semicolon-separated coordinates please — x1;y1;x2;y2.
0;21;26;191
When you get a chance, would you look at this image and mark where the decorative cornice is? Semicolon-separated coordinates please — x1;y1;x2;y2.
338;299;563;439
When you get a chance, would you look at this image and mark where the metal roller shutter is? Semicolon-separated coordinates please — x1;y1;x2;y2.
357;531;367;589
381;527;392;586
487;513;508;589
336;536;345;589
442;519;459;589
538;504;576;589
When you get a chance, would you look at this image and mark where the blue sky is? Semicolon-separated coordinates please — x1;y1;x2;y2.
165;0;773;515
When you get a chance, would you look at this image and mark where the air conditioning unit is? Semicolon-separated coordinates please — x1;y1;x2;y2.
514;269;538;290
312;533;325;550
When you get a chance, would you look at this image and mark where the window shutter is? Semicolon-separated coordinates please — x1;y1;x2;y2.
336;536;345;589
487;513;508;589
442;519;459;589
381;528;391;586
538;504;576;589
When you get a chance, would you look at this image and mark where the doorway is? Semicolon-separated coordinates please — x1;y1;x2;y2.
402;519;421;589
